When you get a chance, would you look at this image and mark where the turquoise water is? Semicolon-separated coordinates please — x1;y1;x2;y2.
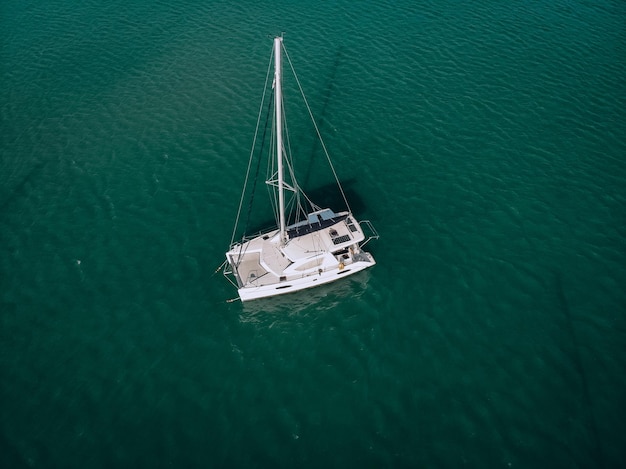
1;0;625;466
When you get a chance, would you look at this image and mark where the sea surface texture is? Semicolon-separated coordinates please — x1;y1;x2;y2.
1;0;625;467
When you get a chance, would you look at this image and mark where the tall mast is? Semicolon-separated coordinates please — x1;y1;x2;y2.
274;36;286;244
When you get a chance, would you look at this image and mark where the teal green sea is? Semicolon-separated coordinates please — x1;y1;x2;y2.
1;0;625;467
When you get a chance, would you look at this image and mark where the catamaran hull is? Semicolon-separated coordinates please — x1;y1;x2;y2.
238;257;375;301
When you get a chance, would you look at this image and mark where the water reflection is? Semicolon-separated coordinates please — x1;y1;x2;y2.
236;271;371;325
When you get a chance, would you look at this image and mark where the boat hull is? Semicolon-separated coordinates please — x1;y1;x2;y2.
237;255;375;301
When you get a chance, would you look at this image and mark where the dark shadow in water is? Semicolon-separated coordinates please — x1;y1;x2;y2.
555;272;604;467
242;178;367;237
303;178;366;215
306;47;344;154
237;47;370;242
298;46;346;196
314;47;344;133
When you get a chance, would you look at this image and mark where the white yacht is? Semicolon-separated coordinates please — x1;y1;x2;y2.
224;36;378;301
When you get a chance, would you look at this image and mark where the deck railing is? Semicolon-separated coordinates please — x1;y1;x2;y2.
359;220;379;248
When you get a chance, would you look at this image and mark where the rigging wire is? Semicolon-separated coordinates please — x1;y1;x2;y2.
232;88;275;270
229;45;275;247
228;40;353;259
241;90;274;240
282;44;353;214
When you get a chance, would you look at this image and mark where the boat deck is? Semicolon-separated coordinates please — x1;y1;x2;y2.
227;211;367;289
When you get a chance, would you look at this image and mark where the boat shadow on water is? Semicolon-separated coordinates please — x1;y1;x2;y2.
244;178;367;235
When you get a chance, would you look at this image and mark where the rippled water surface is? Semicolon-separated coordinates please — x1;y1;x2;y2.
1;0;625;467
